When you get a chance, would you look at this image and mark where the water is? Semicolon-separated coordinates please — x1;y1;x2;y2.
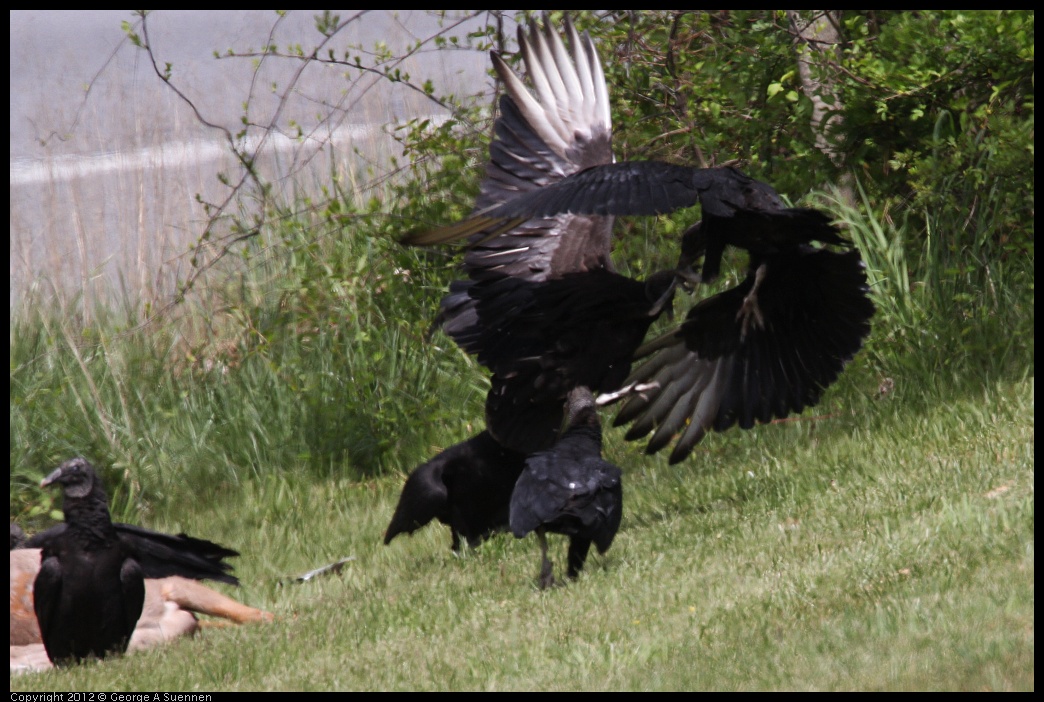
9;10;494;309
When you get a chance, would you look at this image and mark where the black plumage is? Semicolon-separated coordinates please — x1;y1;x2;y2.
19;521;239;585
416;160;848;287
510;387;623;589
11;522;27;549
412;17;682;454
442;269;679;452
32;457;146;665
402;16;874;463
384;430;527;551
615;237;875;463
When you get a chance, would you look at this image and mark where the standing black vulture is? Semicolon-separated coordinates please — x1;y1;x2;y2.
402;16;874;463
32;457;146;665
510;387;623;589
384;430;527;551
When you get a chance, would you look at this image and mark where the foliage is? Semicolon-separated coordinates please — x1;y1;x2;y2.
11;10;1034;527
578;12;829;180
825;179;1033;403
837;10;1034;251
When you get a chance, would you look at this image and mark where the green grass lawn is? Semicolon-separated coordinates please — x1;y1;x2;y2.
12;376;1033;691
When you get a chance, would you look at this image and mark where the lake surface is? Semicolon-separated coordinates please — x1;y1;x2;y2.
9;10;495;309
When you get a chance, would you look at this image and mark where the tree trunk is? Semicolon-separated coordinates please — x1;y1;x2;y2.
786;10;854;205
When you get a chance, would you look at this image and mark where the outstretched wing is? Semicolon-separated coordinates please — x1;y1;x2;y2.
114;523;239;585
407;17;615;282
611;246;874;463
408;17;625;453
410;158;849;283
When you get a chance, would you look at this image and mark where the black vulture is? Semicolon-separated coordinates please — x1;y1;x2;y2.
384;430;527;551
32;457;146;665
510;387;623;589
414;17;683;454
440;269;680;454
402;16;874;463
17;521;240;585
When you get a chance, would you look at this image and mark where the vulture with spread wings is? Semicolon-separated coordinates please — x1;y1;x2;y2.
403;16;874;464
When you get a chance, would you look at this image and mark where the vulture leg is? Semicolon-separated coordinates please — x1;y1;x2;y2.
537;530;556;590
737;263;768;342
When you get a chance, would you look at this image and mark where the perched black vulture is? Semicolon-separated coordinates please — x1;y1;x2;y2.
18;521;240;585
384;430;527;551
33;457;146;665
403;16;874;463
510;387;623;589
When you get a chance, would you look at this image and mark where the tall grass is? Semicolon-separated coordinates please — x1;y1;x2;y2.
9;197;485;522
823;178;1033;400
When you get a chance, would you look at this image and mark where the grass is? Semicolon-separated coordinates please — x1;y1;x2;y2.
10;375;1033;690
8;209;484;517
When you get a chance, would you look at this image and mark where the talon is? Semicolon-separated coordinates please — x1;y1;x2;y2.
736;263;768;342
736;292;765;341
676;266;702;293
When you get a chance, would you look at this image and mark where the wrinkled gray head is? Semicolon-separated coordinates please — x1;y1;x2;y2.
40;457;101;501
564;386;596;426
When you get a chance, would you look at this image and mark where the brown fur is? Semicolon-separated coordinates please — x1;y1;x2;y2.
11;548;273;673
